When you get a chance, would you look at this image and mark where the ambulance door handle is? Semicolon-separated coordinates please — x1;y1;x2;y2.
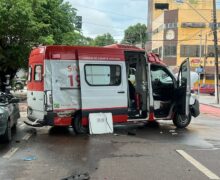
117;91;125;94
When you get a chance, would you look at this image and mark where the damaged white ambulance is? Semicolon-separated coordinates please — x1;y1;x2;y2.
25;44;200;133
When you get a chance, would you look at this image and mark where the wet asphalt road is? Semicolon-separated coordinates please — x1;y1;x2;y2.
0;113;220;180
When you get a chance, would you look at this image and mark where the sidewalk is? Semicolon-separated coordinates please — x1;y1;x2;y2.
198;94;220;108
198;94;220;117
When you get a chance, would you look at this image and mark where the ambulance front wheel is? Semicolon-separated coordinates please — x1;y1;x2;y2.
72;114;88;134
173;113;191;128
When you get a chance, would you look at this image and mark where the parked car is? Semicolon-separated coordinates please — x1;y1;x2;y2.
192;84;215;96
0;92;20;142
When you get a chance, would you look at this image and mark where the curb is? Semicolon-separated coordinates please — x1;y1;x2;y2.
200;103;220;110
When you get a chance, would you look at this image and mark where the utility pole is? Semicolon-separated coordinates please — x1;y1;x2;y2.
203;34;207;85
212;0;219;104
198;30;203;98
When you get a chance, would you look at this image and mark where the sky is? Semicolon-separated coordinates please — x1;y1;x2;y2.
67;0;148;42
66;1;220;42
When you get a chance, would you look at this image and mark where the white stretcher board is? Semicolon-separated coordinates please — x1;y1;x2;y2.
89;113;113;134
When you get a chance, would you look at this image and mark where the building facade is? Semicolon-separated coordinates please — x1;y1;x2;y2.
146;0;220;76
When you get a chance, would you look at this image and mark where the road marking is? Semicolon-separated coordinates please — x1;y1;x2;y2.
3;147;19;159
22;133;32;141
192;148;220;151
176;150;220;180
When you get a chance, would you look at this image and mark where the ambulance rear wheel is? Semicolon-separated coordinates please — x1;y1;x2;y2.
72;114;88;134
173;113;191;128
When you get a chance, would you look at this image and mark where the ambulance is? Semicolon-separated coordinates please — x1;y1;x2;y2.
25;44;200;133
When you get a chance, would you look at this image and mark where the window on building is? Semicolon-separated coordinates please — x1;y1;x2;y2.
155;3;169;10
181;22;206;28
164;46;177;57
34;65;42;81
180;45;204;57
209;23;220;29
85;65;121;86
208;45;220;57
152;24;164;35
164;23;178;29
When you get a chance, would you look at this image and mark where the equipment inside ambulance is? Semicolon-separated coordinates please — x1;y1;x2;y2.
25;45;200;133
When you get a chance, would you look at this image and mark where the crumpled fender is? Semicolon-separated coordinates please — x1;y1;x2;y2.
190;99;200;117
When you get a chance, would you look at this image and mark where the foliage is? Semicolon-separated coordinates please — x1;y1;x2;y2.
92;33;115;46
32;0;77;45
62;32;94;46
122;23;147;47
0;0;79;91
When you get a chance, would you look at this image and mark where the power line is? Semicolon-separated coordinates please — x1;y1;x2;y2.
82;21;125;31
74;3;147;20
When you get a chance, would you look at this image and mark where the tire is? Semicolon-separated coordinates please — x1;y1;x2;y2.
72;113;88;134
3;120;12;142
15;83;24;90
12;121;17;132
173;113;191;129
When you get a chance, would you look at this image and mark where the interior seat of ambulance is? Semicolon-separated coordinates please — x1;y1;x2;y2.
126;52;140;117
150;64;175;118
125;51;148;118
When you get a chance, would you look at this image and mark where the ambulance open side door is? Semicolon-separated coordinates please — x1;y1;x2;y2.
79;60;128;122
177;58;191;116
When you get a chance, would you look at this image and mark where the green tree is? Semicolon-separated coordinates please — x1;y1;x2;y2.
62;32;84;45
122;23;147;48
92;33;115;46
61;32;93;46
0;0;35;90
0;0;78;91
32;0;77;45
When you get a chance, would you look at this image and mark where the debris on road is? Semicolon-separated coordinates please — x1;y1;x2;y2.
127;131;136;136
169;130;176;133
23;156;37;161
61;172;90;180
172;133;178;136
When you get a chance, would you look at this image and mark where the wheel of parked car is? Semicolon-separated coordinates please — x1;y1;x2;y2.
12;121;17;132
15;82;24;90
3;119;12;142
72;113;88;134
173;113;191;128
